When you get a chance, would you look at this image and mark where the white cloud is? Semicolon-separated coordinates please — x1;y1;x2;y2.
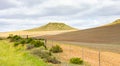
0;0;120;32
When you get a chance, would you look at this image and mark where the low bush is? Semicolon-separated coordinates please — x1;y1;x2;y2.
7;34;13;39
20;39;26;44
44;56;61;64
31;40;44;47
50;45;63;53
70;58;83;64
26;38;33;43
25;44;34;50
31;47;61;64
0;37;4;40
31;48;51;58
9;35;22;42
14;42;20;47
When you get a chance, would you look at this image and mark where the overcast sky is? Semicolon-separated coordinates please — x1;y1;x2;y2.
0;0;120;32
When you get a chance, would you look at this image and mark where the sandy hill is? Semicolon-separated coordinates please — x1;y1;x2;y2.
40;19;120;43
27;22;77;31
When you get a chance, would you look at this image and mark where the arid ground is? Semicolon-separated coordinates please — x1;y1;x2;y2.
46;40;120;66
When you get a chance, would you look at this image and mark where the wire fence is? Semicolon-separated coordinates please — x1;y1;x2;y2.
46;40;120;66
20;35;120;66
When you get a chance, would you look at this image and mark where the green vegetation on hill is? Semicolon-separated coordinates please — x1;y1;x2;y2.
110;19;120;24
0;40;47;66
27;22;77;31
106;19;120;26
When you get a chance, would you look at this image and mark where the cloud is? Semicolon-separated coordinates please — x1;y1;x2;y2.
0;0;120;32
0;0;22;10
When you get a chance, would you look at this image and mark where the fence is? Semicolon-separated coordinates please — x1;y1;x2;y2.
46;40;120;66
20;35;120;66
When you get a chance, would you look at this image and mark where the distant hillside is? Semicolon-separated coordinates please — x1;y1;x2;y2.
27;22;77;31
39;19;120;43
105;19;120;26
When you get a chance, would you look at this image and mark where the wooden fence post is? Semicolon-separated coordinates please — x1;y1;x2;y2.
44;39;47;49
82;48;84;60
26;35;28;39
99;50;101;66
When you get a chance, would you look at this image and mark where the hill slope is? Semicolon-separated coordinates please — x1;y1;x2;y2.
41;19;120;43
27;22;77;31
106;19;120;26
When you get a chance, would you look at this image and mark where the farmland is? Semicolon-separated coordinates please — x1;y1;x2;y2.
0;21;120;66
44;20;120;44
0;0;120;66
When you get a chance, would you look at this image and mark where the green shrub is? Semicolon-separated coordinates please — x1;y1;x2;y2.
9;35;22;42
31;40;44;47
39;46;46;50
25;44;34;50
44;56;61;64
31;47;61;64
26;38;33;43
50;45;63;53
14;42;20;47
0;37;4;40
70;58;83;64
31;48;51;58
13;35;21;40
7;34;13;39
0;38;2;40
20;39;26;44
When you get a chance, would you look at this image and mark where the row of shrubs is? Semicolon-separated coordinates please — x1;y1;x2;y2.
7;35;84;65
7;34;63;64
8;35;45;48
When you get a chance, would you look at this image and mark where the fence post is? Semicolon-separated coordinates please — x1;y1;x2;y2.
44;39;47;49
52;40;53;46
99;50;101;66
81;48;84;66
82;48;84;60
26;35;28;39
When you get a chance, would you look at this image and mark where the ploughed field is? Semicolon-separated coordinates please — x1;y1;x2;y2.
42;24;120;44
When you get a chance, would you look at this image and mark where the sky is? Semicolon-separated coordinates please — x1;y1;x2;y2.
0;0;120;32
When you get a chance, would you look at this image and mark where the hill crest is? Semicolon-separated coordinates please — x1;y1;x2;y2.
111;19;120;24
105;19;120;26
27;22;77;31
